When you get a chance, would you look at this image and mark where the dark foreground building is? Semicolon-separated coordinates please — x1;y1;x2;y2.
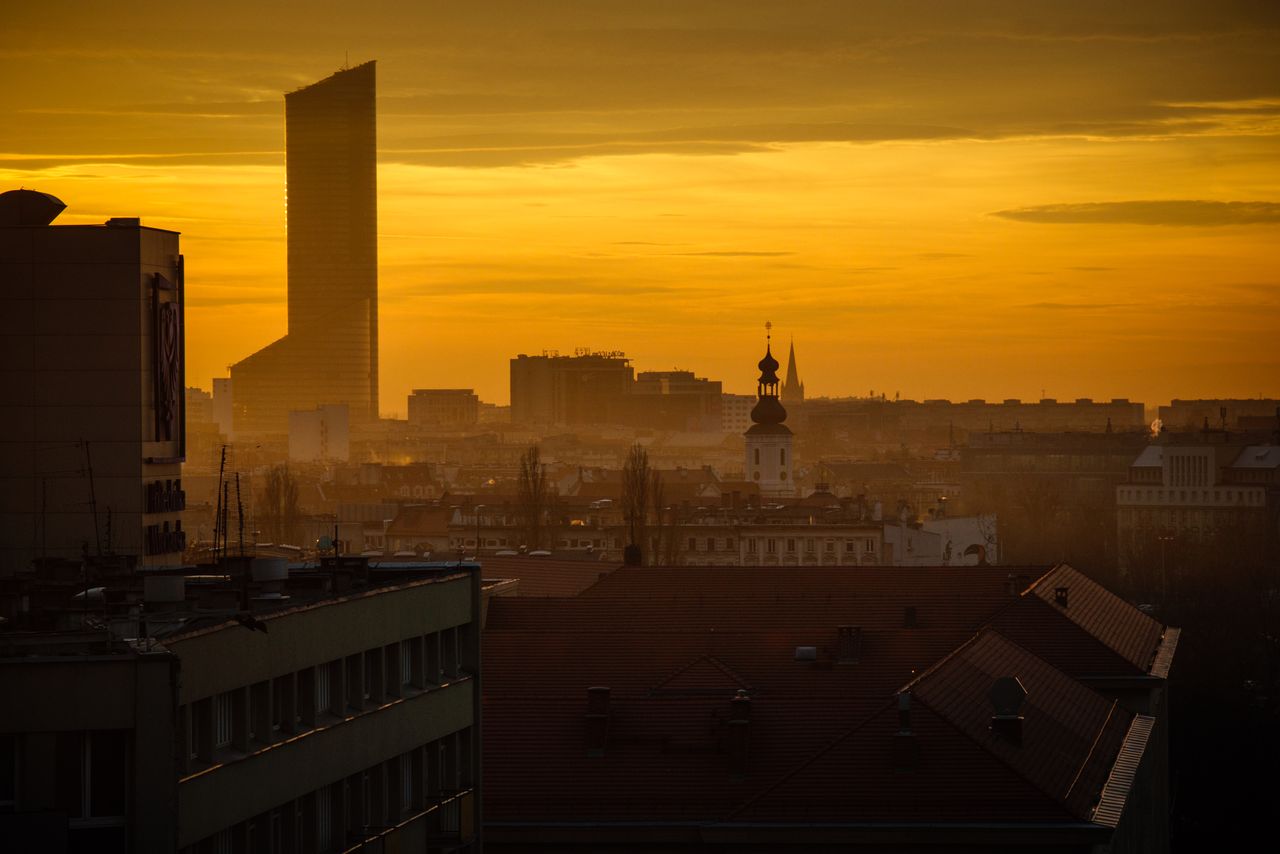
483;563;1177;852
231;62;380;434
0;558;480;853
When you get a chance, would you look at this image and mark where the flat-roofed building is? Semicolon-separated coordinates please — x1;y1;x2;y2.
0;190;187;573
408;389;479;428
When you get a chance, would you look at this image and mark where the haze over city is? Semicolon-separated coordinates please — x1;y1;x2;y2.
4;1;1279;409
2;4;1278;853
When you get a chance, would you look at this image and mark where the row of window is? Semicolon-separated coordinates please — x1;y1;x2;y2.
744;537;876;555
187;730;473;854
185;626;470;768
1120;487;1261;505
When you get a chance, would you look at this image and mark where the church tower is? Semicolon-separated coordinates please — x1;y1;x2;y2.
781;337;805;406
745;324;794;497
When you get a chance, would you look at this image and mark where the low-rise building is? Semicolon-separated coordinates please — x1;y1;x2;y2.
0;558;482;853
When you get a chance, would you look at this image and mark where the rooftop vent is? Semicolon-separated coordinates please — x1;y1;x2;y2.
0;189;66;227
1053;586;1069;608
585;686;610;757
794;645;818;661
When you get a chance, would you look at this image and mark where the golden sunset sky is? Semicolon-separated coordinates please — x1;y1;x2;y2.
4;1;1279;412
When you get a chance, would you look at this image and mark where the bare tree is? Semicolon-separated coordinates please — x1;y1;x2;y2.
622;444;651;559
517;444;550;550
259;465;300;545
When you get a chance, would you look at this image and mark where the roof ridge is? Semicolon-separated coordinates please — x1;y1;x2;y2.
724;694;899;821
652;653;753;692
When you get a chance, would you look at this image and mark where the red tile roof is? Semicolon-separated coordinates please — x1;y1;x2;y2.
483;563;1173;830
480;554;622;597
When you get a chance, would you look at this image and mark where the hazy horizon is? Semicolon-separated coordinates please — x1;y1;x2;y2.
4;1;1278;409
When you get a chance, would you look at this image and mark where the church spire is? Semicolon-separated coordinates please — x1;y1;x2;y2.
782;336;805;405
750;322;788;428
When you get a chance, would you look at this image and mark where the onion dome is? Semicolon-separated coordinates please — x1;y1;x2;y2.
757;345;780;383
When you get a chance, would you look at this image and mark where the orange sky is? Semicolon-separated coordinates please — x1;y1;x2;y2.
3;2;1278;412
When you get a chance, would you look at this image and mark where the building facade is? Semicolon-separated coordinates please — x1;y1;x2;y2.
509;351;633;426
408;389;480;428
0;559;482;853
231;62;380;434
0;190;186;573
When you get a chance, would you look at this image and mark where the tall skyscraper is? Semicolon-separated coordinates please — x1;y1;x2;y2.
0;190;187;572
231;61;379;433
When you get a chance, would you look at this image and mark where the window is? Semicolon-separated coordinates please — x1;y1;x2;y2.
786;538;796;553
865;539;875;553
55;731;127;826
214;693;233;749
316;661;334;715
845;539;855;553
688;537;697;551
780;448;786;465
707;537;716;552
824;540;834;553
400;755;413;813
746;538;757;554
0;735;16;813
766;538;777;554
316;788;333;851
401;641;413;687
754;448;760;465
805;538;815;553
726;537;734;550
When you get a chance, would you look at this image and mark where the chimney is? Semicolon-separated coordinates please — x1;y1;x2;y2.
892;691;918;770
585;686;610;756
1004;573;1018;596
726;689;751;775
1053;586;1069;608
836;625;862;663
903;606;918;628
623;544;642;566
988;676;1027;746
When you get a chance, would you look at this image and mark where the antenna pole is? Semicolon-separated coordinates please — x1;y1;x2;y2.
236;472;245;557
214;446;227;560
83;441;102;556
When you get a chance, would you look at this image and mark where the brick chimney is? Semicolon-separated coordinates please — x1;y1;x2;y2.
893;691;918;770
836;625;863;664
726;689;751;776
585;686;610;756
988;676;1027;746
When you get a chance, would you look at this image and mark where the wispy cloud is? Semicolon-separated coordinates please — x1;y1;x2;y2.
993;200;1280;226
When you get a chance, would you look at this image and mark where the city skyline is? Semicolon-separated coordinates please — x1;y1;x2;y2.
3;2;1277;411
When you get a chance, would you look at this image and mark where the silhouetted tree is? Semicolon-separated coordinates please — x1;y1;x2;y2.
517;445;550;550
622;444;651;559
259;465;300;545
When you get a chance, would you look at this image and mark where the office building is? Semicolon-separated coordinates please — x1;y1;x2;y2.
408;389;480;428
231;62;379;434
509;351;633;426
0;189;186;573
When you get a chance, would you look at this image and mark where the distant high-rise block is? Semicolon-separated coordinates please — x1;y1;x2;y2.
0;190;187;571
231;61;379;434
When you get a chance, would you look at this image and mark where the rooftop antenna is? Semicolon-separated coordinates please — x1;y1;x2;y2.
83;441;102;557
214;445;227;559
236;472;245;558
